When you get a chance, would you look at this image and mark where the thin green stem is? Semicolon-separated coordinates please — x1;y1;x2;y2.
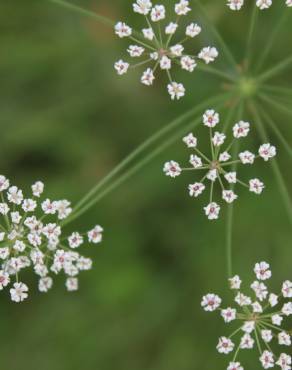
193;0;238;72
258;54;292;83
261;84;292;96
245;3;258;71
254;324;263;355
196;64;237;83
255;12;288;72
259;93;292;119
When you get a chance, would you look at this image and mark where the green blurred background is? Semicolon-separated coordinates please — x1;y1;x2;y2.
0;0;291;369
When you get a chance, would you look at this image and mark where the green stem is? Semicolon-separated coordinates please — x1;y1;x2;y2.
254;324;263;355
196;64;237;83
255;12;288;72
245;3;258;71
261;84;292;96
258;54;292;83
259;93;292;118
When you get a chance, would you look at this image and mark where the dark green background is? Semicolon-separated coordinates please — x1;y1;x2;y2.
0;1;291;369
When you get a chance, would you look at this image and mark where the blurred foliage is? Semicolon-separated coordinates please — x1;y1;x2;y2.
0;0;291;369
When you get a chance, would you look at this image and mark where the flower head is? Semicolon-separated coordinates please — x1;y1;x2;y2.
114;1;218;99
202;262;292;369
0;175;104;302
228;0;291;9
163;108;276;220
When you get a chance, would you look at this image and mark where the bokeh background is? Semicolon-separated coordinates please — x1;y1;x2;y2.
0;0;292;369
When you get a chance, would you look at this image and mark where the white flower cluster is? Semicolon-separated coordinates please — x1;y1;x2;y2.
0;175;103;302
114;0;219;100
227;0;292;11
163;109;276;220
202;262;292;370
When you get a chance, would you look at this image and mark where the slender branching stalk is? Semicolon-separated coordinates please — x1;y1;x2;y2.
259;93;292;118
245;3;258;71
258;54;292;83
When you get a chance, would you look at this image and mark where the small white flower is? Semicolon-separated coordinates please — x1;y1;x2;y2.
10;282;29;302
198;47;219;64
276;353;291;370
224;172;237;184
183;133;197;148
170;44;184;57
22;198;37;212
32;181;44;197
256;0;273;10
227;0;244;10
66;277;78;291
167;82;185;100
221;307;237;323
0;247;9;260
141;68;155;86
0;232;4;242
186;23;201;37
68;232;84;249
260;350;274;369
278;332;291;346
235;292;251;306
287;0;292;6
254;261;272;281
163;161;182;177
0;175;9;191
242;321;255;334
282;302;292;316
229;275;241;290
160;55;172;70
56;199;72;220
251;281;268;301
180;56;197;72
88;225;103;244
240;333;254;349
39;277;53;292
77;257;92;271
115;22;132;38
219;151;231;162
142;27;154;40
188;182;205;197
201;293;222;311
11;211;21;224
0;270;10;290
0;203;9;215
212;132;226;147
252;301;263;313
227;362;243;370
133;0;152;15
204;202;220;220
203;109;220;128
189;155;203;168
13;240;26;252
151;5;166;22
239;150;255;164
7;186;23;205
127;45;145;57
207;169;218;182
217;337;234;354
282;281;292;298
150;51;159;60
261;329;273;343
249;178;264;194
114;60;130;75
41;199;57;214
165;22;178;35
272;314;283;326
222;190;238;204
269;293;278;307
259;143;277;161
233;121;250;138
175;0;191;15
